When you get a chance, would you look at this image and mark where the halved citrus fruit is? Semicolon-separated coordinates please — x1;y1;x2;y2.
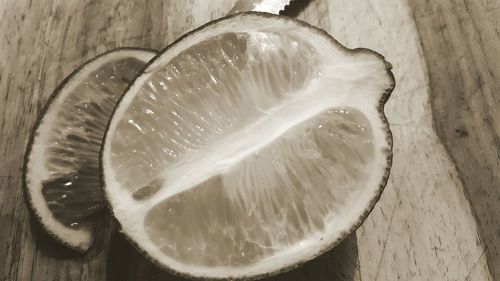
102;13;394;279
23;48;156;252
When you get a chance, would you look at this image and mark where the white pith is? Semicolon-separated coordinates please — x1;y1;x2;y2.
102;14;392;278
25;49;155;251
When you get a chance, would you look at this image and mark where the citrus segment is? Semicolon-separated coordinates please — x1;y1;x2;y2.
102;13;394;279
42;56;148;227
24;48;156;251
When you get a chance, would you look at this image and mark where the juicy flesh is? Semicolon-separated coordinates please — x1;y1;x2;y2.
144;108;373;266
42;57;147;228
109;32;375;266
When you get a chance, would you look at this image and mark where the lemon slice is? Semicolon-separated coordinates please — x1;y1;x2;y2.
102;13;394;279
24;48;156;251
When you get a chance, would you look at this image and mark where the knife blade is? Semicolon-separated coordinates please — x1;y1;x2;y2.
228;0;292;15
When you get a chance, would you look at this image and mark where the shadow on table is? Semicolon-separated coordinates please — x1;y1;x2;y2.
27;213;80;259
26;204;113;260
106;232;359;281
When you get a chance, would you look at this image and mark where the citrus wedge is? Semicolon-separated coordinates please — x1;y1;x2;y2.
102;13;394;279
24;48;156;252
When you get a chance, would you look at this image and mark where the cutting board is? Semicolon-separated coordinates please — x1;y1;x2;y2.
1;0;498;280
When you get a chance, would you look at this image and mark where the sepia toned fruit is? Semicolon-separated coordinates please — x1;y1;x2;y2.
23;48;156;252
102;12;394;279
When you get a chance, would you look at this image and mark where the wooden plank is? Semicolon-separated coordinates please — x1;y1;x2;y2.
409;1;500;279
0;0;497;280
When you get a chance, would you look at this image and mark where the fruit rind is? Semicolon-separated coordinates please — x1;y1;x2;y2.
23;47;157;252
101;12;395;279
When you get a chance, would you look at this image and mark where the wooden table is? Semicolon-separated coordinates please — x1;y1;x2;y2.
1;0;498;280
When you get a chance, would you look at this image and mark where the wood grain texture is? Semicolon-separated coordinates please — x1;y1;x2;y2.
0;0;497;280
409;1;500;279
300;1;492;280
